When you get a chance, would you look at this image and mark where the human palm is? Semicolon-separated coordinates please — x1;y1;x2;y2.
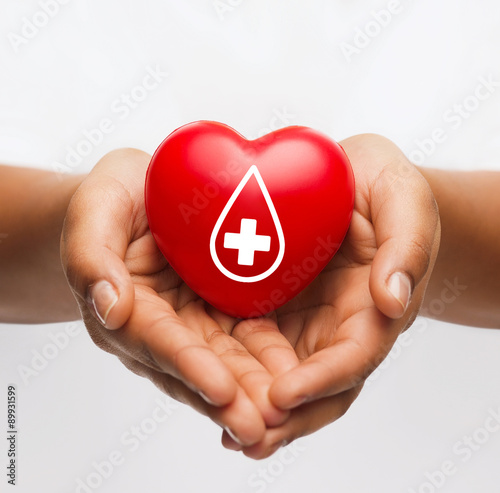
63;148;291;447
225;134;440;457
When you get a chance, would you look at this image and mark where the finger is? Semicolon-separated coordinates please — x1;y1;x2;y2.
107;285;239;407
180;304;290;427
233;366;290;427
341;135;440;319
214;387;267;446
61;148;150;329
240;386;362;460
221;431;242;451
119;356;266;446
231;317;300;375
369;162;440;319
269;307;398;409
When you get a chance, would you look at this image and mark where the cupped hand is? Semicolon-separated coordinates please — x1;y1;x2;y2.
60;134;440;460
61;149;297;447
222;134;441;458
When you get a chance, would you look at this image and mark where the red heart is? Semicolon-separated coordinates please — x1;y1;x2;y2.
145;121;354;318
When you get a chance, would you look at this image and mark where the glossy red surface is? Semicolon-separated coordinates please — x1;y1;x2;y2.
145;121;354;318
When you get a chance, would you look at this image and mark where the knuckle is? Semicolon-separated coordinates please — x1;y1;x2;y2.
62;249;88;289
231;317;277;339
407;232;433;275
86;326;115;354
118;356;147;378
256;343;296;362
238;369;269;386
219;345;250;361
337;396;353;420
415;174;439;220
155;377;179;401
140;345;164;372
205;329;227;346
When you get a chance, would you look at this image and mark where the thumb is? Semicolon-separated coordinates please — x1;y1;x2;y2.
368;165;441;319
61;149;150;329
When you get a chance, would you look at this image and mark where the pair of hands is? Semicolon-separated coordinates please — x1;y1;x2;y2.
60;134;440;459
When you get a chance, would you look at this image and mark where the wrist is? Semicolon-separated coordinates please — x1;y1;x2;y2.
0;167;86;322
36;172;86;253
416;166;500;327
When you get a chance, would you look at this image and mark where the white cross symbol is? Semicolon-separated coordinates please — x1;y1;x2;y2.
224;218;271;266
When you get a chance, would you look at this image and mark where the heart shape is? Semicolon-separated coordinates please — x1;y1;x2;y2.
145;121;354;318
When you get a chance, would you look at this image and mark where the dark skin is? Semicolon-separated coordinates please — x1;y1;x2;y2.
418;168;500;328
9;133;499;459
59;135;441;458
0;167;81;322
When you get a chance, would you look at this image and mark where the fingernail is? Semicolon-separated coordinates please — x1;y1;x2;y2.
199;391;218;406
89;281;118;328
224;427;244;446
223;439;242;452
387;272;412;315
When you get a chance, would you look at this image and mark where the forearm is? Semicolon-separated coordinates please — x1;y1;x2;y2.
418;167;500;328
0;166;83;323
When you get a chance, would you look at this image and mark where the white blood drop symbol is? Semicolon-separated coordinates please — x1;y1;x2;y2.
210;165;285;283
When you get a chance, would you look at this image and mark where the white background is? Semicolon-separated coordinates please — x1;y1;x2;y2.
1;1;500;492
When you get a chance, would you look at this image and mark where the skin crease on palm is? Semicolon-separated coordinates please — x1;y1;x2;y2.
61;134;441;460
